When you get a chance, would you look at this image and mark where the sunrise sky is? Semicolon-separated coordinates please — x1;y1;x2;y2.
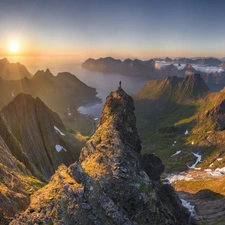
1;0;225;62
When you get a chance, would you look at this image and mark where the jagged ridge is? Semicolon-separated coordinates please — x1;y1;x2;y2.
2;93;79;179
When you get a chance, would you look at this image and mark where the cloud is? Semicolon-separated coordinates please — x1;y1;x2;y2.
157;61;225;73
192;65;225;73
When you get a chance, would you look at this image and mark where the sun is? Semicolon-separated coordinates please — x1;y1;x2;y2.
9;41;19;53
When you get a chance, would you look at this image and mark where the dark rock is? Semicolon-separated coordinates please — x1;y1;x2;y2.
141;154;165;181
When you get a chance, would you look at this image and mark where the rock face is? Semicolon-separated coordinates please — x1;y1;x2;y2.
0;58;32;80
2;93;80;179
11;88;196;225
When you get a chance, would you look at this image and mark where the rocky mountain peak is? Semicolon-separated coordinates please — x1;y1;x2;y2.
33;68;53;79
184;63;193;69
0;57;9;64
11;89;195;225
0;57;32;80
2;93;79;179
79;87;142;182
135;74;210;102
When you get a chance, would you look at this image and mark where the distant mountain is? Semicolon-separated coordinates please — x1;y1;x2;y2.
135;74;210;102
0;69;99;116
153;57;173;62
220;62;225;68
11;88;195;225
82;57;225;84
159;64;178;77
0;58;32;80
2;93;80;179
82;57;157;78
174;57;222;66
177;63;198;77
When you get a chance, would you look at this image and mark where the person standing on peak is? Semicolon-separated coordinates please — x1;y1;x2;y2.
119;81;122;88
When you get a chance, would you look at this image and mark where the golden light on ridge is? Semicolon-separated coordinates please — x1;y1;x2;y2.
9;41;19;53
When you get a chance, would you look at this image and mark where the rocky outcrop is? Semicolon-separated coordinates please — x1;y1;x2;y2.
2;93;80;179
11;88;196;225
0;58;32;80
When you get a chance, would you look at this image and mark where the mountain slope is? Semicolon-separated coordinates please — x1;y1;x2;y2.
135;74;210;103
10;88;196;225
133;74;212;172
0;114;44;221
0;58;32;80
2;93;80;179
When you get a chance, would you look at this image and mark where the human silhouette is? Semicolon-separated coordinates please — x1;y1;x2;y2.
119;81;122;88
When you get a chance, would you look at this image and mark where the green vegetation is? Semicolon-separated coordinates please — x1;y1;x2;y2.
139;183;153;193
198;218;225;225
133;75;225;173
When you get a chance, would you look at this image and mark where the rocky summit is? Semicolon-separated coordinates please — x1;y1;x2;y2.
11;88;196;225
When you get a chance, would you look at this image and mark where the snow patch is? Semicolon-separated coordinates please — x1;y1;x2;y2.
209;163;214;168
54;126;65;136
68;113;72;116
204;167;225;176
171;150;181;157
162;181;170;185
55;144;67;152
188;153;201;169
191;141;194;145
181;199;196;217
94;118;98;121
194;167;201;170
217;158;222;161
12;91;14;97
166;173;193;183
185;130;189;135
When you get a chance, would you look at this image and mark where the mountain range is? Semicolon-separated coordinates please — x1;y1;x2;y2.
0;68;99;115
156;57;223;66
82;57;225;84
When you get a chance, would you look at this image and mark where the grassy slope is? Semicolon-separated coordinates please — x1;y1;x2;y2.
133;75;225;172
